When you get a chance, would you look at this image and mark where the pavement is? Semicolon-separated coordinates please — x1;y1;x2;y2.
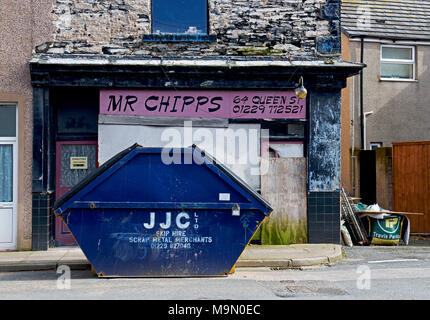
237;244;343;268
0;244;343;272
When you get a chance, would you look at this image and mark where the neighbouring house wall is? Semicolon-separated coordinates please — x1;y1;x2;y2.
0;0;54;249
340;32;353;194
36;0;339;58
349;40;430;147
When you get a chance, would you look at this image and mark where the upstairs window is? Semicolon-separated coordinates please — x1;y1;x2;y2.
370;142;383;150
380;45;415;80
152;0;208;35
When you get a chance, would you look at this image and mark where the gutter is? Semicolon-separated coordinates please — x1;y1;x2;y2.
360;37;365;150
30;54;364;70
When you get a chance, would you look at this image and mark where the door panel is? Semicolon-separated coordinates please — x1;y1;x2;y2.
0;105;17;250
55;141;98;246
58;144;98;198
0;208;13;243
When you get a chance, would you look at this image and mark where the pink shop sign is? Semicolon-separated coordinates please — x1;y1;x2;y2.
100;90;306;119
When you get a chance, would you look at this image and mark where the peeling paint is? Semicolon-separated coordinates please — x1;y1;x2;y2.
308;91;341;192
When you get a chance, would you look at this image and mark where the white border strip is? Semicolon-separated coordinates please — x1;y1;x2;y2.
368;259;420;264
350;38;430;46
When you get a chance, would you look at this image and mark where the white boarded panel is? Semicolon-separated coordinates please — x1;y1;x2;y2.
270;143;304;158
98;121;261;190
261;158;307;244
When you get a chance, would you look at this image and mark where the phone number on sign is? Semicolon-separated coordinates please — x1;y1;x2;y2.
232;96;304;115
232;104;304;114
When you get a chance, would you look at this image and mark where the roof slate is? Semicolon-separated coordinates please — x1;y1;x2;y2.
342;0;430;40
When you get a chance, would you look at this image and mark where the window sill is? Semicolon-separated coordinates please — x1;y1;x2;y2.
379;78;418;83
142;34;217;43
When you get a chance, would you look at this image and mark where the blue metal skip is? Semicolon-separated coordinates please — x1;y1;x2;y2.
53;144;272;277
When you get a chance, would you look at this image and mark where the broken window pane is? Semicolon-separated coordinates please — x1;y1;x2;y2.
152;0;208;34
381;63;413;79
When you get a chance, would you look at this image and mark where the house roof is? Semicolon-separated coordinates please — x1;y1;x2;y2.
342;0;430;40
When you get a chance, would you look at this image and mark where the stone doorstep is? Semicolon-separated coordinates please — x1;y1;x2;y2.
236;256;333;268
236;245;343;268
0;252;32;264
236;259;293;268
0;256;90;272
0;263;57;272
0;257;27;265
57;261;91;270
290;256;329;267
240;245;341;258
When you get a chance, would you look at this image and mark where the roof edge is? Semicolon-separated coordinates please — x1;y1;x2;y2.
30;54;364;69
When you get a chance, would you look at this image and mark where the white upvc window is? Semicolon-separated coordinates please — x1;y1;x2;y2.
370;142;383;150
380;45;416;81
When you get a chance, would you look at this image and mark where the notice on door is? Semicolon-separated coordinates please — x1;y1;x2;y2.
70;157;88;170
100;90;306;119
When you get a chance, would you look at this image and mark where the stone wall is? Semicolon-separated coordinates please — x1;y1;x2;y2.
37;0;340;58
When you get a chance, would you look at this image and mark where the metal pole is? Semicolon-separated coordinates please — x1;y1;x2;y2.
360;37;365;149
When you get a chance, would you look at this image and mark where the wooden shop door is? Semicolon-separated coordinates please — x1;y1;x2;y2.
55;141;98;246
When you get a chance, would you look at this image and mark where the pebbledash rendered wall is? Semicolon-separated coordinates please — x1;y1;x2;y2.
37;0;336;57
0;0;54;250
29;0;361;249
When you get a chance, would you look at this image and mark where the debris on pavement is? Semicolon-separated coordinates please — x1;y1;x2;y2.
340;188;369;246
341;189;425;246
356;203;409;245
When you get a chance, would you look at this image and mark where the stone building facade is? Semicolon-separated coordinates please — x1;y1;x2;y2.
39;0;335;57
1;0;363;251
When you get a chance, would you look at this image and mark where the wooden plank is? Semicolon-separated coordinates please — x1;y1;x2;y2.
359;211;424;216
393;141;430;147
260;158;307;245
375;147;392;210
425;143;430;233
393;141;430;233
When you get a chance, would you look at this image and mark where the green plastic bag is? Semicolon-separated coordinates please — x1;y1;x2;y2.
363;214;404;245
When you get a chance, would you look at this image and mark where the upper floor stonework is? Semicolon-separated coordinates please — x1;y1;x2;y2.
36;0;341;58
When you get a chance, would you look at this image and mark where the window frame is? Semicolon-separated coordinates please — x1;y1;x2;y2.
0;104;17;138
0;104;18;250
146;0;214;42
370;142;383;150
380;45;416;81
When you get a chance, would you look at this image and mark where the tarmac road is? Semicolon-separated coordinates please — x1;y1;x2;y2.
235;240;430;300
0;239;429;300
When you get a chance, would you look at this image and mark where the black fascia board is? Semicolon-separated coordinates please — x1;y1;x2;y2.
30;57;364;90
